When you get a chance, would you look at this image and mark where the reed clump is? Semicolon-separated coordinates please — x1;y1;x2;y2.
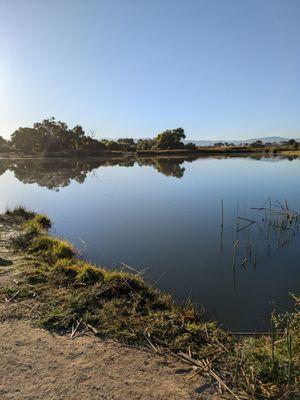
224;298;300;398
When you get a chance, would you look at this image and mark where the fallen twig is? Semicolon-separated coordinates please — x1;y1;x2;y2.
5;290;20;302
70;319;83;339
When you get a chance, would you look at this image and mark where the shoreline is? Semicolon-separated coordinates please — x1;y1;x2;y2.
0;151;299;162
1;147;300;160
0;207;299;399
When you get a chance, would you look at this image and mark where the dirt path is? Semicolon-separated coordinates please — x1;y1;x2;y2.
0;319;220;400
0;219;220;400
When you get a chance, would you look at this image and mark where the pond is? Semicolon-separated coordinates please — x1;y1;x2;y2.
1;155;299;331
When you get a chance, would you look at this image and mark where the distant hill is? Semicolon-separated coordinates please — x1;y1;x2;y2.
183;136;300;147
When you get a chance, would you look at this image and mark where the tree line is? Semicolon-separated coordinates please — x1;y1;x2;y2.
0;118;195;154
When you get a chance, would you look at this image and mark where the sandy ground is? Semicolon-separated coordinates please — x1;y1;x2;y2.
0;318;221;400
0;220;221;400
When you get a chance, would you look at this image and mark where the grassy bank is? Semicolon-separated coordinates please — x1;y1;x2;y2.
1;207;299;399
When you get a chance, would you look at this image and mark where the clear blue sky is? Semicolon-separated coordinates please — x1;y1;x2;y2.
0;0;299;140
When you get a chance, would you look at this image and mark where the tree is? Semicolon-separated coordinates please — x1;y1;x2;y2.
0;136;9;152
100;140;122;151
117;138;136;151
137;139;155;151
252;140;264;148
117;138;135;145
10;127;44;152
287;139;298;149
10;118;102;153
155;128;185;149
185;142;197;150
214;142;224;147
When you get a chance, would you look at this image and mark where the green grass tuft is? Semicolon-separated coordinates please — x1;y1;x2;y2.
5;205;35;221
28;236;75;263
76;263;104;284
25;214;52;231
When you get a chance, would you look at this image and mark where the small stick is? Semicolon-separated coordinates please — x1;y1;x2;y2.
236;222;253;233
271;315;275;364
143;332;159;353
239;258;248;268
6;290;20;303
70;319;82;339
236;216;255;224
232;241;239;269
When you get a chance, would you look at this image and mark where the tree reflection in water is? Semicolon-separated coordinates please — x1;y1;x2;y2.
0;154;289;190
0;156;198;190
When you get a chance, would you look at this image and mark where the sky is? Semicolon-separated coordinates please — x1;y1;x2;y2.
0;0;299;141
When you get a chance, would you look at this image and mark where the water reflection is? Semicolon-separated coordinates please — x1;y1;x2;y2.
0;156;198;189
0;154;296;190
0;154;300;330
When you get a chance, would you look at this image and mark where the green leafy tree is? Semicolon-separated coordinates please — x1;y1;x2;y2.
0;136;9;152
185;142;197;150
252;140;264;148
117;138;136;151
137;139;155;151
10;127;44;152
287;139;298;149
100;140;122;151
10;118;102;154
214;142;224;147
154;128;185;149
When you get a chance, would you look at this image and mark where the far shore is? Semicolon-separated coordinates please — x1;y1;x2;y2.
0;146;300;160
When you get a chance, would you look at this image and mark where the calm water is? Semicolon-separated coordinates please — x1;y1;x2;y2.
1;156;300;331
